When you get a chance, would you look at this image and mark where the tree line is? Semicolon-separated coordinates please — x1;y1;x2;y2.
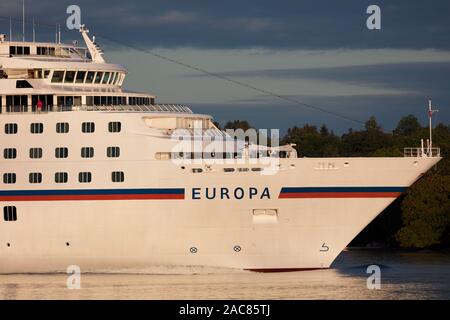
217;116;450;248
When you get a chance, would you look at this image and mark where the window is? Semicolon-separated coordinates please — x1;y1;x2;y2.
86;96;94;106
223;168;235;173
3;173;16;184
192;168;203;173
78;172;92;183
56;122;69;133
4;148;17;159
51;71;65;83
55;147;69;158
82;122;95;133
55;172;68;183
109;72;116;84
16;80;33;88
37;46;56;56
30;123;44;134
29;148;43;159
112;171;125;183
108;122;121;133
29;172;42;184
102;72;110;84
5;123;18;134
81;147;94;158
9;46;29;55
107;147;120;158
64;71;76;83
3;206;17;222
94;72;103;84
75;71;86;83
85;71;95;83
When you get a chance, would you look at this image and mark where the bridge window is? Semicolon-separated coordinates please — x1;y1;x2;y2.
109;72;116;84
29;172;42;184
107;147;120;158
102;72;110;84
78;172;92;183
55;172;68;183
75;71;86;83
94;72;103;84
3;206;17;222
3;173;16;184
82;122;95;133
85;71;95;84
3;148;17;159
4;123;18;134
81;147;94;158
108;122;121;133
55;147;69;158
64;71;76;83
51;71;65;83
112;171;125;183
29;148;43;159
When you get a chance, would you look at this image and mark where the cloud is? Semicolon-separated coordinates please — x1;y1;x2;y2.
188;61;450;96
1;0;449;50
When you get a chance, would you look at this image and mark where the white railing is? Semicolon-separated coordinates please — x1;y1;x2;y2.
404;147;441;158
1;104;193;114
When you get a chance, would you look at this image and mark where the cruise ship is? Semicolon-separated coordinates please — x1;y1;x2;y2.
0;26;442;273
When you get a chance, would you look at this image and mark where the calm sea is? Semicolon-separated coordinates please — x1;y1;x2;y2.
1;250;449;300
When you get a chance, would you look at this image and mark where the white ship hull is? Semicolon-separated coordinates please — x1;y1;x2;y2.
0;113;440;273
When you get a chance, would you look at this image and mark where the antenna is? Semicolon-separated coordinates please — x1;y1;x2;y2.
55;24;58;43
32;18;35;42
428;99;439;154
9;17;12;41
58;24;61;44
22;0;25;42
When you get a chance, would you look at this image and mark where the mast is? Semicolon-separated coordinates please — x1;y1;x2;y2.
32;18;35;42
428;99;439;154
22;0;25;42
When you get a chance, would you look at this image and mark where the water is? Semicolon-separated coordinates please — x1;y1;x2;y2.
1;250;449;300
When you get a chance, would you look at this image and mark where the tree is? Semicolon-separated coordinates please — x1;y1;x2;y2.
396;174;450;248
394;115;422;136
223;120;253;131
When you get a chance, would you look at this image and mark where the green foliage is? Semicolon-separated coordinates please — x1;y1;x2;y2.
282;124;340;157
223;120;253;131
396;174;450;248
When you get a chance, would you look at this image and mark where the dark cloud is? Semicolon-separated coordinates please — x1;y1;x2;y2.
189;62;450;96
0;0;449;49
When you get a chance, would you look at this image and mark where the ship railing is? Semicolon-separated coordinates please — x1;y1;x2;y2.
404;147;441;158
0;104;193;114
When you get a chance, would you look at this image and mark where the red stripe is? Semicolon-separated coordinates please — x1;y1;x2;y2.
0;194;185;202
279;192;401;199
246;267;329;273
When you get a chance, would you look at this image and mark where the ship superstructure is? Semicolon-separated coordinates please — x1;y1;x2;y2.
0;27;442;273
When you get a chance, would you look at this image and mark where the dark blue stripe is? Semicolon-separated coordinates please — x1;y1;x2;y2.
0;188;185;197
280;187;407;193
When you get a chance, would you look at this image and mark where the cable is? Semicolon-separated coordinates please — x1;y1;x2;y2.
1;15;366;125
96;33;365;126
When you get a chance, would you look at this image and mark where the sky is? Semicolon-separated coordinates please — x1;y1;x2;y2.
1;0;449;133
